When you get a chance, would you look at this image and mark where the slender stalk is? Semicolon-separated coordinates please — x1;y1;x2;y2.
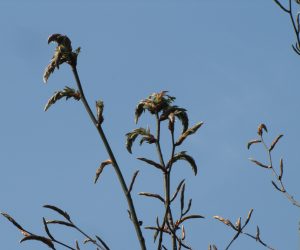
155;113;177;250
70;65;146;250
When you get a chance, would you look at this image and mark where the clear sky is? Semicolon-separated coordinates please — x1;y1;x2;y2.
0;0;299;249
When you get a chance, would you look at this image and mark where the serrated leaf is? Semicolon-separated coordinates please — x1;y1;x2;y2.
20;235;55;250
44;86;80;111
94;159;112;184
247;139;261;149
169;151;198;175
43;205;71;221
269;134;283;151
126;128;152;154
175;122;203;146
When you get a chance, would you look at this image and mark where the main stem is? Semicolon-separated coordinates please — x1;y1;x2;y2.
71;65;146;250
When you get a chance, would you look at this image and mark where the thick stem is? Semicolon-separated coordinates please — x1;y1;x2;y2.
70;65;146;250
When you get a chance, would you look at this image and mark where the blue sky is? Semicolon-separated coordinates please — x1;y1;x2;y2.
0;0;300;249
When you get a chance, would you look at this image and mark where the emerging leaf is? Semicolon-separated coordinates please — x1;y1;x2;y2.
249;158;270;169
96;100;104;125
44;86;80;111
94;159;112;184
213;216;236;230
175;122;204;146
257;123;268;136
169;151;198;175
126;128;155;154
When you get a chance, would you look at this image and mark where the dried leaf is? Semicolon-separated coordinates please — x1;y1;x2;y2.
175;122;204;146
181;225;186;240
20;235;55;250
76;240;80;250
271;181;284;192
247;139;261;150
279;158;283;181
95;235;110;250
137;157;164;171
94;159;112;184
46;220;75;228
128;170;139;194
269;134;283;152
138;192;165;203
249;158;270;169
43;205;71;221
169;151;198;175
180;183;185;213
235;217;241;231
182;199;192;217
44;86;80;111
256;226;260;240
171;179;185;202
257;123;268;136
178;215;205;225
213;216;236;230
1;212;26;232
244;208;253;227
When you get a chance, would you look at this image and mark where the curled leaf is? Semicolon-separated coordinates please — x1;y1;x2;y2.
44;86;80;111
43;205;71;221
20;235;55;250
244;208;253;227
257;123;268;136
175;122;204;146
247;139;261;150
126;128;155;154
169;151;198;175
44;34;73;83
94;159;112;184
269;134;283;152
